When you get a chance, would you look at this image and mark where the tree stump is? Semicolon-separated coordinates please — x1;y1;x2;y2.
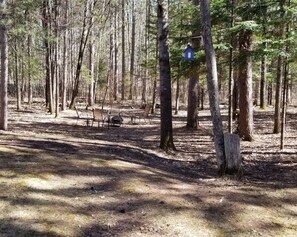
224;133;241;175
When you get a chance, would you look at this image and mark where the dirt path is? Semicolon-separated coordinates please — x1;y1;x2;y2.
0;102;296;237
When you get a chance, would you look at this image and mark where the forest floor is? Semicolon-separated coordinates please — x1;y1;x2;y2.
0;100;296;237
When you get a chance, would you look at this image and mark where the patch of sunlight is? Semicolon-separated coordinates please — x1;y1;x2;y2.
0;170;17;178
120;177;150;194
8;206;90;237
22;173;112;191
24;178;59;190
108;159;143;170
0;147;16;153
23;174;83;190
0;199;10;209
157;211;216;237
9;208;38;220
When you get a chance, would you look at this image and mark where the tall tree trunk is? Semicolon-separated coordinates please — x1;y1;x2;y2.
109;31;114;104
87;2;94;107
273;55;283;133
129;0;136;102
142;0;150;103
200;0;226;175
88;41;94;107
238;29;254;141
280;20;290;149
267;82;272;106
0;0;8;130
15;42;21;111
187;69;199;128
280;59;288;149
27;33;33;106
121;0;126;100
174;77;180;115
186;0;200;129
228;0;235;133
43;0;54;112
151;37;158;114
69;0;96;109
260;41;267;109
273;0;285;134
61;0;68;111
113;7;118;101
54;0;60;118
157;0;175;151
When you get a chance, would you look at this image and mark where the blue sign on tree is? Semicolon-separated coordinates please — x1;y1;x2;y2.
184;44;195;61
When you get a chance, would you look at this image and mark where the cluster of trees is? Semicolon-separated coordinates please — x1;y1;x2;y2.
158;0;297;173
0;0;296;174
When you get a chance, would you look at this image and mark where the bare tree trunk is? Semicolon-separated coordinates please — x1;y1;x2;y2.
21;48;25;103
43;0;54;112
54;0;60;118
0;0;8;130
151;37;158;114
200;0;226;175
186;0;200;128
280;60;288;149
260;41;267;109
15;42;21;111
69;0;97;109
142;0;150;103
238;29;254;141
187;70;199;128
267;82;272;106
157;0;175;151
280;21;290;149
121;0;126;100
27;33;33;106
88;41;94;107
61;0;68;111
174;77;180;115
273;55;283;133
228;0;235;133
273;1;285;134
109;31;114;103
88;2;94;107
113;7;118;101
129;0;136;102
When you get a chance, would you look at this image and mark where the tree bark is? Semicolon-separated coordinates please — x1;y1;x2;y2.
174;77;180;115
54;0;60;118
0;0;8;130
121;0;126;100
43;0;54;113
69;0;96;109
273;0;285;134
186;70;199;128
129;0;136;102
273;55;283;133
186;0;200;129
88;2;94;107
238;29;254;141
142;0;150;103
260;41;267;109
27;28;33;106
157;0;175;151
200;0;226;174
228;0;235;133
113;6;118;101
14;42;21;111
61;0;69;111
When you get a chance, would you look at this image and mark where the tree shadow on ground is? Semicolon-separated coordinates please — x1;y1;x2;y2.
0;105;296;236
